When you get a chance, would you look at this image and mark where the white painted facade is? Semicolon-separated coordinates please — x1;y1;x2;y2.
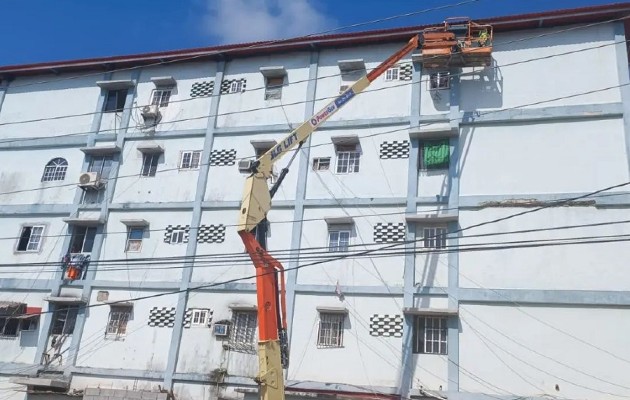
0;11;629;400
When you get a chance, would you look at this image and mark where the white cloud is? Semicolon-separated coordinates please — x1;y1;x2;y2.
202;0;335;44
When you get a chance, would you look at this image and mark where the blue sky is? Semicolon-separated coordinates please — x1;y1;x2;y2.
0;0;622;66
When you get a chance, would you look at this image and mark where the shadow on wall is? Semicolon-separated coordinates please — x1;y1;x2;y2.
460;60;504;110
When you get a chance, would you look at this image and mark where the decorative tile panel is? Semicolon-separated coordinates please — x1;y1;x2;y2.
164;225;190;243
197;225;226;243
190;81;214;98
398;63;413;81
380;140;409;159
220;78;247;94
183;308;214;328
148;307;176;328
369;314;403;337
210;149;237;166
374;222;406;243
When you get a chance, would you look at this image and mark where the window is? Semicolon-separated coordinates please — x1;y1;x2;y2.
385;66;399;81
41;158;68;182
340;69;362;94
51;306;78;335
103;89;128;113
0;317;20;337
170;229;186;244
328;225;351;252
422;227;447;249
179;151;201;170
125;227;144;252
264;77;284;100
419;140;450;170
335;144;360;174
151;89;171;107
88;156;114;178
16;225;45;252
191;309;209;327
229;310;257;353
105;306;131;339
317;313;344;348
230;80;244;93
413;316;447;354
312;157;331;171
141;153;159;177
68;226;97;254
429;72;450;90
21;317;39;332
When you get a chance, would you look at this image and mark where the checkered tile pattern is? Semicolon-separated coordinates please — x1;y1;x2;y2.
190;81;214;98
164;225;190;243
183;308;214;328
374;223;406;243
197;225;226;243
370;314;404;337
399;63;413;81
148;307;176;328
220;78;247;94
380;140;410;159
210;149;237;166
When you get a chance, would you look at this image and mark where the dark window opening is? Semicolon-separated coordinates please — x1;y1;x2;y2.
51;306;78;335
103;89;128;113
69;226;97;254
141;153;159;177
0;317;20;337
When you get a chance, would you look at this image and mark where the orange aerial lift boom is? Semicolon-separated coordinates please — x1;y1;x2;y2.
236;19;492;400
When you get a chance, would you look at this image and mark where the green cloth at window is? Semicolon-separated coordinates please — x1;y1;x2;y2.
424;140;450;168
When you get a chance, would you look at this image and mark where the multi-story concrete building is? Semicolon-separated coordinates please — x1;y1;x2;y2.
1;3;630;400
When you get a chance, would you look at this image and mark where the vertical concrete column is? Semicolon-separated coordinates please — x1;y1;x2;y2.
285;50;319;354
0;80;8;115
399;58;422;398
446;69;461;392
613;22;630;176
163;61;225;389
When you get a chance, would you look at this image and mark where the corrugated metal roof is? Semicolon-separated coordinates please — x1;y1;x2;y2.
0;2;629;77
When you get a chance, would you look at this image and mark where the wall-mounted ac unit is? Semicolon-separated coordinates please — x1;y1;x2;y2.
78;172;102;190
213;323;229;337
141;105;160;121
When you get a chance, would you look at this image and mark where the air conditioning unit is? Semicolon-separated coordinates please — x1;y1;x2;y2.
78;172;102;190
238;159;254;174
141;105;160;121
213;323;229;337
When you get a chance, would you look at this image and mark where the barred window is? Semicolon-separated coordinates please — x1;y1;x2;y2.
328;226;351;252
151;89;171;107
335;144;360;174
105;306;131;339
413;316;448;354
228;310;257;353
317;313;344;348
429;72;450;90
385;66;399;81
42;158;68;182
179;151;201;170
422;227;447;249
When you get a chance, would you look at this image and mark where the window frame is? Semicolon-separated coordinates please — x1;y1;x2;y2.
335;144;360;174
140;153;159;177
428;71;450;90
125;227;144;253
421;226;447;249
229;80;244;94
105;305;132;340
68;226;97;254
317;312;345;348
312;157;331;171
103;89;128;113
413;316;448;355
41;158;68;182
191;309;209;327
228;310;258;353
264;76;284;100
385;66;400;81
179;150;202;170
328;225;351;252
170;229;186;244
51;306;78;335
20;317;39;332
0;317;21;337
16;225;45;253
150;89;172;107
419;140;450;171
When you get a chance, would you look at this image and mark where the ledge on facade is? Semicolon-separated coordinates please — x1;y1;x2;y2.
44;296;85;304
120;219;150;227
229;303;257;311
136;143;164;154
316;306;348;314
96;79;135;89
409;122;457;140
259;66;286;78
79;145;121;156
250;139;277;150
63;217;105;226
331;134;359;146
150;76;176;87
324;216;354;225
403;307;458;316
405;212;458;223
11;376;69;390
338;59;365;71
